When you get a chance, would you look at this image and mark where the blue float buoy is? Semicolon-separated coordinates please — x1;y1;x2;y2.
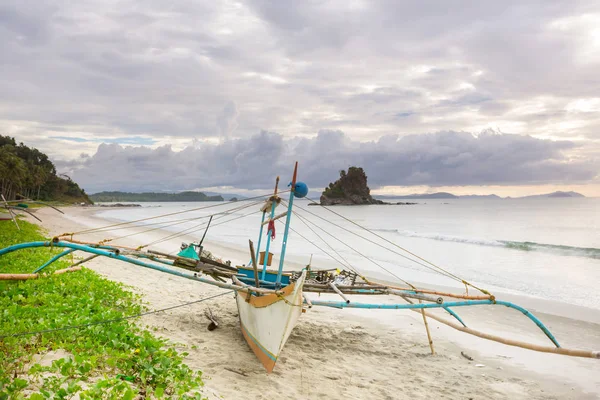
293;181;309;198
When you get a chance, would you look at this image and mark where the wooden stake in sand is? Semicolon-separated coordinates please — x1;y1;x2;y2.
205;307;219;331
419;300;435;355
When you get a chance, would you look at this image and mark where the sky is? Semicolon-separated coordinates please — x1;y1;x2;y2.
1;0;599;196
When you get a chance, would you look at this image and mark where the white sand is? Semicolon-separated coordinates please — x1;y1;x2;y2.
17;207;600;399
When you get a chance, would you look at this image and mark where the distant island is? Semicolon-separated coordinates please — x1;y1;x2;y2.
375;191;585;200
320;167;386;205
89;191;224;202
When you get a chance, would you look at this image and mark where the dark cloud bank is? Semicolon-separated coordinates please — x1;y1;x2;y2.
61;130;598;193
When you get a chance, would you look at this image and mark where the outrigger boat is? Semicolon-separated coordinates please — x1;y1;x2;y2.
1;194;64;229
0;162;598;373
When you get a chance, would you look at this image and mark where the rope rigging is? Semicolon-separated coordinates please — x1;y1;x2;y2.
288;201;460;283
298;197;490;294
292;211;357;272
275;220;355;273
116;199;264;248
139;201;264;249
290;207;416;288
60;191;288;238
46;182;484;295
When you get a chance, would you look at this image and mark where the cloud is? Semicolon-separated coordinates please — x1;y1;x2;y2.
2;0;600;144
216;102;239;139
64;130;598;193
2;0;600;192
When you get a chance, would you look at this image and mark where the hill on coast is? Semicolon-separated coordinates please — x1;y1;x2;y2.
0;135;91;204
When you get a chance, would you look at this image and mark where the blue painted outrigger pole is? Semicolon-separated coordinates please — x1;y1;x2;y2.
0;241;259;294
33;248;76;273
3;239;600;357
308;298;561;348
275;162;298;287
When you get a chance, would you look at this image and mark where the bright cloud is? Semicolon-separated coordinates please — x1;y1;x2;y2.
1;0;599;193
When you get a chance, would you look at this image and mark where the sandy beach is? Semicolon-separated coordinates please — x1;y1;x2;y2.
19;206;600;399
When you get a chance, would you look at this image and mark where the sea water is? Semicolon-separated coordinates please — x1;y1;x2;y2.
96;198;600;310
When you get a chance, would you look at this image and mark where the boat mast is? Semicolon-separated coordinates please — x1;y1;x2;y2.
275;162;298;287
257;177;279;280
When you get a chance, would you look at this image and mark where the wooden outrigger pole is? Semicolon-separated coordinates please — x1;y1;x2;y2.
0;241;284;296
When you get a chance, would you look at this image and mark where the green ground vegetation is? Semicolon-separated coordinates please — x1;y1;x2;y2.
0;220;205;399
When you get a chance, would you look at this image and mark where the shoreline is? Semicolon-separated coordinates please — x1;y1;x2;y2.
23;206;600;399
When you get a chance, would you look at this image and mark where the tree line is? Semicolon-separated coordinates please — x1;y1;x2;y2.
0;135;91;203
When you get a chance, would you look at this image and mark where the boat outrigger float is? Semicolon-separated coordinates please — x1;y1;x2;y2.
1;162;598;372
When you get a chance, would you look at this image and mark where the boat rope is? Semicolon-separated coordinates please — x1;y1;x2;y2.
0;291;232;339
98;214;215;244
293;199;490;294
289;201;456;280
274;220;355;271
58;191;288;238
78;212;216;235
292;212;358;273
305;197;490;294
291;209;416;288
275;293;303;308
138;204;263;249
109;199;264;247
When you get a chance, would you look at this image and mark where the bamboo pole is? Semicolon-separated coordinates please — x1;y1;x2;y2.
261;211;288;226
0;273;38;280
0;266;82;281
419;300;435;355
52;266;83;275
303;288;387;295
230;276;286;295
369;280;493;300
303;294;313;308
62;238;139;251
147;249;237;272
417;309;599;359
68;254;100;268
328;282;350;304
248;240;260;288
388;289;443;304
304;283;388;290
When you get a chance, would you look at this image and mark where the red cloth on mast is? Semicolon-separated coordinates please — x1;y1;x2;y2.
267;220;276;239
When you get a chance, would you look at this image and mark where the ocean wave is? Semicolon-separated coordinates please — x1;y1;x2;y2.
372;229;600;259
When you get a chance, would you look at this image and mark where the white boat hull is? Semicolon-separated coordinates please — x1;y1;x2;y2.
235;270;306;372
